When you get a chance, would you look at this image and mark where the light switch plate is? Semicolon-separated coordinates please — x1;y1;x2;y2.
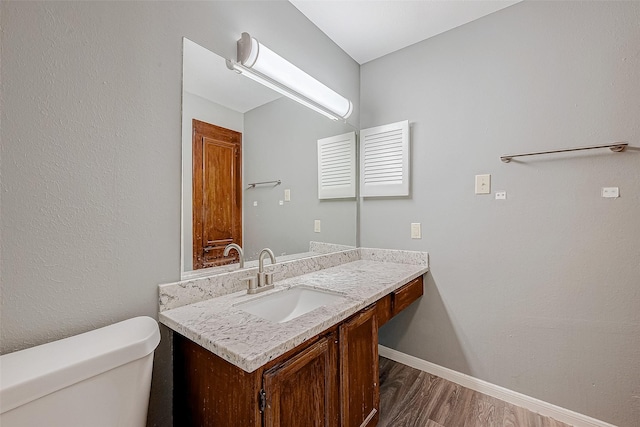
411;223;421;239
284;189;291;202
475;174;491;194
314;220;321;233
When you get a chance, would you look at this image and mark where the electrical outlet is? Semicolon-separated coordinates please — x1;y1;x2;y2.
279;200;284;205
475;174;491;194
495;191;507;200
314;220;321;233
284;189;291;202
601;187;619;198
253;201;258;207
411;223;422;239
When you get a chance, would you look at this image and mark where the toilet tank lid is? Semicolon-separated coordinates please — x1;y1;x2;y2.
0;316;160;414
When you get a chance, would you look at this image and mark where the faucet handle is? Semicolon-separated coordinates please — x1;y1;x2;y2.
265;272;274;286
241;276;257;293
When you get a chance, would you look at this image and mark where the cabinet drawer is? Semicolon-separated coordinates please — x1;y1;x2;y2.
392;276;423;316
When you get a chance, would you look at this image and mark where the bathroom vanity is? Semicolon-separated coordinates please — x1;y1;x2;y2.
159;248;428;427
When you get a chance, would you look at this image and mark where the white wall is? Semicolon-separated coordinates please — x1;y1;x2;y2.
0;2;359;425
363;2;640;426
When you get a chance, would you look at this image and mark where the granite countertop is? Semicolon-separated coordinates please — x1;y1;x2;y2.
160;258;428;373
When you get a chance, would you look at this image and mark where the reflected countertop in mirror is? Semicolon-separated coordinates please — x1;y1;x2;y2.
182;241;356;280
181;38;358;278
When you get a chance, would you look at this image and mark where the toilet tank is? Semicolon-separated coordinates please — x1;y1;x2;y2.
0;316;161;427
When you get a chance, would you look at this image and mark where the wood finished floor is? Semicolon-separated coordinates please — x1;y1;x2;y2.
378;357;573;427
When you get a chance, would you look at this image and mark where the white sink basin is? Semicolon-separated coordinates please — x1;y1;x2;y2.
236;286;346;323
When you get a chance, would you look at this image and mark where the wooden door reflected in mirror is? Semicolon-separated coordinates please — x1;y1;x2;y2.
192;119;242;269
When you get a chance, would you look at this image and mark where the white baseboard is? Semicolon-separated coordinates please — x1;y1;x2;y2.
378;345;617;427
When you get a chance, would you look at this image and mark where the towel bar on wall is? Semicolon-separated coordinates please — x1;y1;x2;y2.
500;142;628;163
247;180;281;188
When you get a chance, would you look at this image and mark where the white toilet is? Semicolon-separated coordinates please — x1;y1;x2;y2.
0;316;161;427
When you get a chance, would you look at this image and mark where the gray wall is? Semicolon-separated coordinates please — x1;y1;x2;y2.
0;2;359;426
365;2;640;426
243;97;357;260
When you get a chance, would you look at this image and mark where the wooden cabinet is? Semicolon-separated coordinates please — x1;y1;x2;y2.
339;306;379;427
174;332;262;426
263;332;339;427
173;275;424;427
174;330;340;427
376;295;392;327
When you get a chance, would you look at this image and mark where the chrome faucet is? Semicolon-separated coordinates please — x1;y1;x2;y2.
223;243;244;269
244;248;276;294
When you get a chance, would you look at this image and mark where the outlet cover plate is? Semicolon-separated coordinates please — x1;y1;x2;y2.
601;187;619;198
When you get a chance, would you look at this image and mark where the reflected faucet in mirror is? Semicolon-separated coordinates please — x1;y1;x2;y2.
223;243;245;269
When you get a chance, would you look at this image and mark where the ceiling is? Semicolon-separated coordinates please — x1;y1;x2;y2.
289;0;521;64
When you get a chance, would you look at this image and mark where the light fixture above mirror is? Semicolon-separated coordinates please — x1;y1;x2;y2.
226;32;353;122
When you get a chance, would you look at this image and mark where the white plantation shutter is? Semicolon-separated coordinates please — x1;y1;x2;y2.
360;120;410;197
317;132;356;199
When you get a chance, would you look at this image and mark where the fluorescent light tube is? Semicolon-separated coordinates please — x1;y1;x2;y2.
227;32;353;121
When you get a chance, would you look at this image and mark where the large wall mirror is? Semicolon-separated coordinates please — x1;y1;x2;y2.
182;38;357;276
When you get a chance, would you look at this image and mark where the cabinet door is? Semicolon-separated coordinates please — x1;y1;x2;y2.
339;306;379;427
263;333;339;427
